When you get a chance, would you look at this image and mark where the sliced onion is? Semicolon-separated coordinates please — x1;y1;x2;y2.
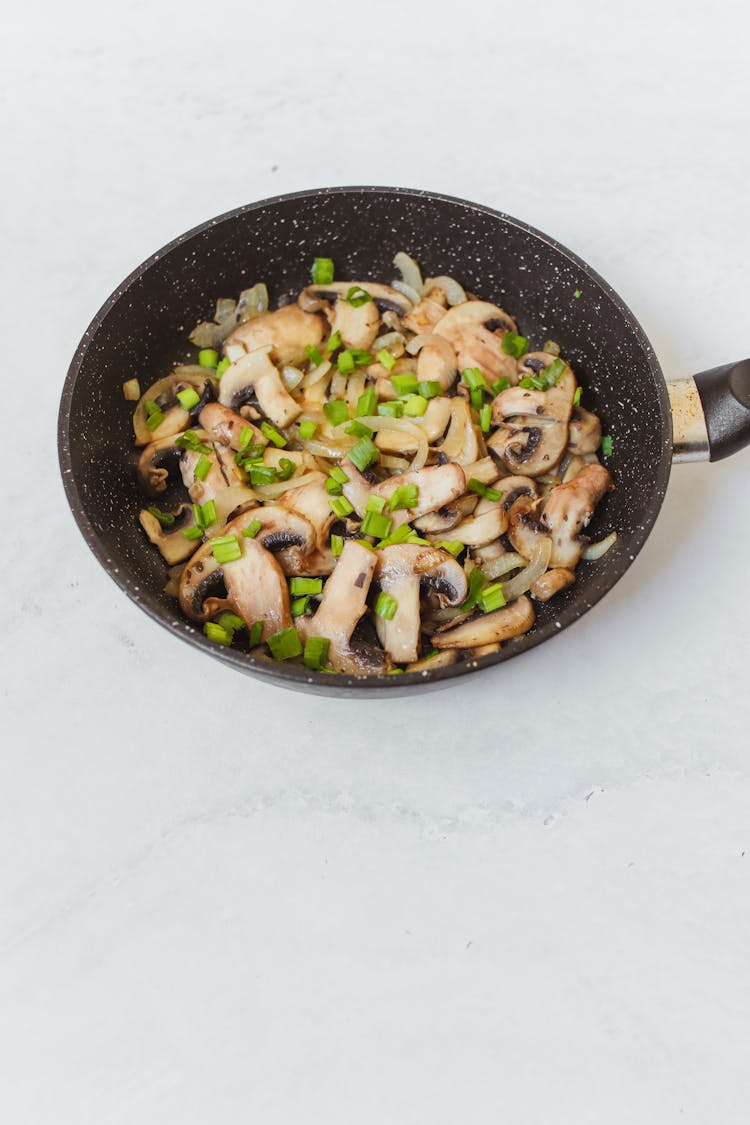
372;330;406;355
254;471;322;500
281;365;305;391
391;280;420;306
581;531;617;561
481;552;529;580
236;282;268;323
379;454;411;472
345;370;366;411
501;539;552;601
302;436;354;460
393;251;424;294
301;359;332;388
423;275;467;305
405;332;430;357
340;415;428;469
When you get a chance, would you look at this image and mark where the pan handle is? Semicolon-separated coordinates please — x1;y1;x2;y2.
668;358;750;462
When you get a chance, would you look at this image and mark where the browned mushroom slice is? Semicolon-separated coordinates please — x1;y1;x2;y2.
402;287;449;335
222;539;293;642
432;595;535;650
541;463;613;567
370;462;466;528
179;445;245;505
506;493;550;560
414;333;458;391
567;406;602;455
139;504;199;565
448;496;508;547
137;433;190;496
434;300;519;382
278;472;336;552
530;568;576;601
373;544;467;664
218;347;301;428
179;542;235;623
224;304;324;366
490;355;577;476
199;402;267;450
227;506;316;575
405;649;459;673
132;369;216;446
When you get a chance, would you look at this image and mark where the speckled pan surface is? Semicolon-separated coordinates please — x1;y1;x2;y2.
58;187;672;695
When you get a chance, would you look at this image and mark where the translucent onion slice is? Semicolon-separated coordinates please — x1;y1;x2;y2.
481;552;529;581
301;359;332;388
236;282;269;323
372;330;406;355
391;280;421;306
393;251;424;294
423;275;467;305
254;471;322;500
379;454;411;472
281;365;305;391
302;436;355;460
501;539;552;602
581;531;618;560
338;415;428;469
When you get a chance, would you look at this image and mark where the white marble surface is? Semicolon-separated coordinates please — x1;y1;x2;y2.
2;1;750;1121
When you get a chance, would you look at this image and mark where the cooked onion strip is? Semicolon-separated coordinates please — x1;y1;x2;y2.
423;275;467;305
481;552;529;580
581;531;618;560
344;415;429;469
501;539;552;602
393;251;424;294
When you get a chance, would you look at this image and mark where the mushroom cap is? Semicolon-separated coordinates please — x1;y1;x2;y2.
541;463;612;568
139;504;199;565
415;333;457;390
218;347;301;428
227;505;316;572
199;402;267;451
224;304;324;367
222;538;293;642
434;300;519;382
137;433;192;497
432;595;535;650
179;542;234;623
373;544;468;665
490;360;576;477
298;281;413;317
370;462;466;528
449;496;509;547
132;370;215;446
567;406;602;455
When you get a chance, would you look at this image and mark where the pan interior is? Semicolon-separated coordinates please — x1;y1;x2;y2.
59;188;671;691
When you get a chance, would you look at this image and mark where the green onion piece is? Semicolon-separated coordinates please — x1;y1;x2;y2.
194;453;211;481
542;358;566;387
325;477;343;495
248;621;263;648
144;400;164;431
462;367;488;391
403;394;428;417
326;329;342;353
470;387;484;411
216;357;231;378
337;349;355;376
467;478;487;496
267;626;303;660
573;386;582;407
435;540;464;557
242;519;262;539
329;495;354;518
377;401;404;418
323;399;350;426
182;524;204;541
479;403;492;433
348;436;380;472
330;466;349;484
175;429;211;454
303;636;330;671
356;387;378;417
361;510;392;538
200;499;216;527
391;372;419;396
461;567;488;613
377;348;396;371
366;494;387;514
147;506;175;528
305;344;324;367
176;387;201;411
485;486;503;502
477;582;507;613
387;668;404;675
501;332;529;359
192;502;205;529
204;621;233;645
375;522;414;548
276;458;296;481
290;577;323;595
261;421;287;448
249;465;278;486
345;420;374;439
291;595;310;617
311;257;334;285
375;591;398;620
211;534;242;564
198;348;219;368
345;285;372;307
239;425;259;450
418;380;442;399
351;349;373;366
601;435;613;457
218;612;246;633
298;419;317;440
574;288;582;298
330;533;344;557
518;377;535;391
388;484;419;511
491;377;511;395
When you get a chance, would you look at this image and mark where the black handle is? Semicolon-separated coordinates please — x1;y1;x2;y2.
694;358;750;461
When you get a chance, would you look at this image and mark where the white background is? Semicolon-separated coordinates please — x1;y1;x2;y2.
2;1;750;1121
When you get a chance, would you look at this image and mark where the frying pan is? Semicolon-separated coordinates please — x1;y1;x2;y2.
58;187;750;695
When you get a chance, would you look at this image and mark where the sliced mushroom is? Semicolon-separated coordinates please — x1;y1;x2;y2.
541;463;612;568
413;493;477;534
462;456;501;486
137;433;189;496
432;595;535;650
370;462;466;528
278;472;337;572
228;506;316;575
438;397;479;464
506;494;550;560
373;544;467;663
199;402;267;450
297;540;387;675
434;300;519;382
490;356;576;476
218;347;301;428
222;539;294;641
567;406;602;455
179;543;234;623
132;371;215;446
139;504;199;565
414;333;458;391
224;304;324;366
530;567;576;601
402;288;448;335
448;496;508;547
405;649;458;673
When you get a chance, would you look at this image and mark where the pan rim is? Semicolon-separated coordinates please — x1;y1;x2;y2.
58;185;672;694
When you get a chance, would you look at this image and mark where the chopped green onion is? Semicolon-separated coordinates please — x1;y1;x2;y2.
501;332;529;358
348;436;380;472
574;288;582;298
361;510;392;538
337;349;355;375
239;425;260;450
198;348;219;368
485;486;503;502
311;257;334;285
470;387;484;411
200;499;216;527
144;400;164;431
330;466;349;484
375;592;398;620
305;344;324;367
518;377;536;391
376;523;413;547
176;387;201;411
403;394;428;417
573;386;582;407
326;477;343;495
377;401;404;418
387;668;404;675
147;505;175;528
216;357;231;378
211;534;242;564
418;380;442;399
491;377;511;395
329;495;354;518
326;329;342;353
323;400;350;427
477;582;507;613
242;519;262;539
303;636;330;671
366;494;387;514
462;367;488;391
290;577;323;595
194;453;211;481
461;567;488;613
435;540;464;557
542;358;566;387
345;420;374;439
261;421;287;448
388;484;419;511
182;524;204;541
218;612;246;633
204;622;233;645
298;419;317;440
248;621;263;648
175;429;211;454
479;403;492;432
249;465;278;486
351;349;373;366
291;595;310;617
276;457;296;481
391;372;419;396
267;627;303;660
377;348;396;371
601;435;613;457
356;387;378;417
192;502;205;528
330;533;344;557
467;478;502;502
345;285;372;307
